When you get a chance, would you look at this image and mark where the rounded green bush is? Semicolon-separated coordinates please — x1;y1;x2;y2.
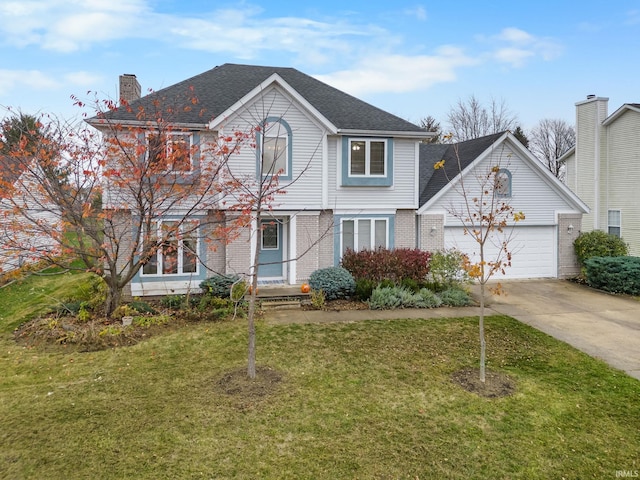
200;274;241;298
309;266;355;300
574;230;628;266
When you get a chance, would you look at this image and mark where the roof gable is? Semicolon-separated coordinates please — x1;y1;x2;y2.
91;63;426;135
418;132;589;214
603;103;640;126
419;132;505;206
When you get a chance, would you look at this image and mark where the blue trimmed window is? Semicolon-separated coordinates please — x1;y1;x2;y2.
342;137;394;186
495;168;512;197
256;117;292;181
333;214;395;264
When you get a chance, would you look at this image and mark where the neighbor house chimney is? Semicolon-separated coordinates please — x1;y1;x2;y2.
119;74;141;105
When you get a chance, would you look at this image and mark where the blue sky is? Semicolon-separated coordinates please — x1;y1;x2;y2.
1;0;638;131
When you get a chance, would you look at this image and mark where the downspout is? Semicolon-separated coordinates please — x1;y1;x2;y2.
594;103;601;230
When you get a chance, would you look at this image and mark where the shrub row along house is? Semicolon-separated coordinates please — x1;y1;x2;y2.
2;63;589;295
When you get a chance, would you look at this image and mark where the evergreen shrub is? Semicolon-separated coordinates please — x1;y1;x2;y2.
308;266;355;300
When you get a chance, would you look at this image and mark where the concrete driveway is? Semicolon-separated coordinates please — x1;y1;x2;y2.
486;279;640;381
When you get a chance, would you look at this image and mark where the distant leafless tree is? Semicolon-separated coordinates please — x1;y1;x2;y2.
420;115;442;143
529;119;575;181
446;95;518;141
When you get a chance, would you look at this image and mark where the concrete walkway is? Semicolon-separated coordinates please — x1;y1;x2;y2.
264;279;640;381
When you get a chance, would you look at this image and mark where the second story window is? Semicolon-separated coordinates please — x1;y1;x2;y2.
147;132;193;172
349;139;386;176
341;137;393;187
257;117;292;181
262;135;288;176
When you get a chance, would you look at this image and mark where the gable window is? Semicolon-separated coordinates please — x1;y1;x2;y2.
495;168;512;197
257;117;292;181
341;137;394;186
141;220;198;276
262;136;288;176
341;218;388;255
147;132;193;172
608;210;621;237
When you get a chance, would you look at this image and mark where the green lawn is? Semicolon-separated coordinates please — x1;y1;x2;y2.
0;276;639;478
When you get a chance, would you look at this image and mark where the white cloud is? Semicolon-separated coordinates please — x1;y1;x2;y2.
404;6;428;21
0;0;148;52
64;71;103;86
488;27;563;67
315;47;477;96
0;69;60;95
494;48;534;68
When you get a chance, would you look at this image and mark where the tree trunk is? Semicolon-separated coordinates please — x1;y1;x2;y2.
247;274;257;379
247;215;261;380
104;278;123;318
479;242;486;384
479;280;486;383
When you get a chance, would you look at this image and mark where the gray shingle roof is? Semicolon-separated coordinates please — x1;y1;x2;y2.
419;132;506;206
94;63;425;133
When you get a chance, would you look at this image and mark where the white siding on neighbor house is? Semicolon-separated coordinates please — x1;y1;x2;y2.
327;136;418;210
564;151;577;192
574;98;608;232
430;143;579;227
604;109;640;255
220;85;325;210
0;171;59;273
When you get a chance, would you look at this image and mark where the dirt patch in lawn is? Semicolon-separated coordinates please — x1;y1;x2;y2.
215;366;285;410
451;367;516;398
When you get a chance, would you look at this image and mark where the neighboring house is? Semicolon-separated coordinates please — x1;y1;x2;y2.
89;64;431;296
564;96;640;255
0;155;58;273
417;131;589;279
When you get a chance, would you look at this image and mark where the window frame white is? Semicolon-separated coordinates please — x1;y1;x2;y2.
140;219;200;277
261;134;288;177
608;209;621;238
340;217;389;255
348;138;387;178
146;131;194;173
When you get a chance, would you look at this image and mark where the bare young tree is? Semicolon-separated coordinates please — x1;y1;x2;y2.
446;95;518;142
529;119;575;181
434;135;525;383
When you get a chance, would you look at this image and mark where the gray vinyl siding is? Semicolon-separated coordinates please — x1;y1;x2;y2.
222;85;325;210
328;137;418;209
431;144;578;226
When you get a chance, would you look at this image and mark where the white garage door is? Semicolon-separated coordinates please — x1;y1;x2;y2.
444;225;557;279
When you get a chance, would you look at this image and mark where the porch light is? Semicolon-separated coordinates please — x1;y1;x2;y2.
567;224;574;234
